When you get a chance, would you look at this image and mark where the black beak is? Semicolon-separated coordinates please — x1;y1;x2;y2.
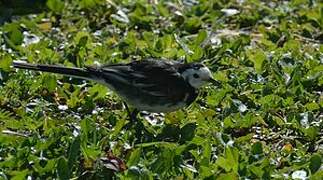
209;78;220;86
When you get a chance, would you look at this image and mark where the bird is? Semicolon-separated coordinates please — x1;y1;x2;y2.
12;59;218;113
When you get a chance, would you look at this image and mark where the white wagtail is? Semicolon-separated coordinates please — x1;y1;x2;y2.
13;60;218;113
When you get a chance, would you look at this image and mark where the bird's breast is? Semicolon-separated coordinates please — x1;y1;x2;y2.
124;91;198;113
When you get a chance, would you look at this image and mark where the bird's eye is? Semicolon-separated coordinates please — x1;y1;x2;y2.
193;73;199;78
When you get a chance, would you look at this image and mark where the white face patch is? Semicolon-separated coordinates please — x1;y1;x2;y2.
181;66;213;88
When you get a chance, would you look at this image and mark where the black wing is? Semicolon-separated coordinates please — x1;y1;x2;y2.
88;60;196;104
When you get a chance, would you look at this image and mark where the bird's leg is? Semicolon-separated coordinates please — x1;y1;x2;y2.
123;102;139;121
122;103;151;143
123;102;140;132
130;109;140;121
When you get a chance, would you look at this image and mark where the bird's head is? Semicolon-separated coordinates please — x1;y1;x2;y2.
181;63;219;89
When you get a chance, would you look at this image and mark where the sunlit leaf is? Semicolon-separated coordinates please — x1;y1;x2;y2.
246;49;266;74
309;154;321;174
0;54;13;71
46;0;65;13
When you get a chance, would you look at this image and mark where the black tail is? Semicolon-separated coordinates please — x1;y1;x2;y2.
12;61;94;80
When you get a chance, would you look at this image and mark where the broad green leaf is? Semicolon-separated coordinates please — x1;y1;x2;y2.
0;54;13;71
184;17;202;33
88;84;108;99
180;123;197;143
247;49;266;73
311;170;323;180
189;46;204;61
199;165;213;178
46;0;64;13
157;3;169;17
42;74;57;92
127;148;141;167
207;88;228;106
309;154;321;174
251;141;263;155
67;136;81;171
80;0;98;8
74;32;91;48
303;127;319;141
214;71;229;82
57;157;69;180
10;170;29;180
249;165;264;177
195;30;207;45
3;23;23;46
305;102;320;111
216;157;232;172
201;142;211;166
225;147;239;173
217;172;238;180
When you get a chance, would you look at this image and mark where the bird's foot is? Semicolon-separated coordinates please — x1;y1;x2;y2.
123;102;139;121
129;109;139;122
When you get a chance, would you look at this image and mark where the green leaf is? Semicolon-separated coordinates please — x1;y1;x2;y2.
157;3;169;17
80;0;99;9
247;49;266;73
207;88;229;106
161;34;173;50
180;123;197;143
46;0;65;13
183;17;202;33
87;84;108;100
195;30;207;45
216;156;232;172
251;141;263;155
201;142;211;166
0;54;13;71
225;147;239;173
127;148;141;167
217;172;238;180
3;23;23;46
80;118;91;143
189;46;204;61
214;71;229;82
309;154;321;174
74;32;91;48
305;102;320;111
57;157;69;180
216;147;240;173
283;39;301;56
78;36;88;48
151;148;174;174
10;169;29;180
67;136;81;171
42;74;57;92
158;124;181;141
311;170;323;179
66;87;82;108
249;165;264;177
259;94;282;110
199;165;214;178
303;127;319;141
